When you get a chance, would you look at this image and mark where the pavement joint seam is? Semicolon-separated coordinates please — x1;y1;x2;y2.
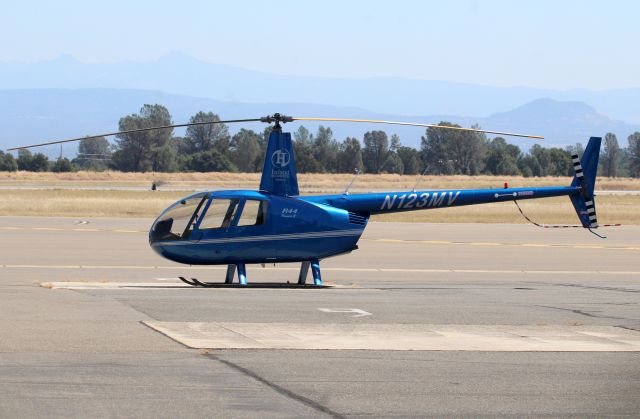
208;355;345;419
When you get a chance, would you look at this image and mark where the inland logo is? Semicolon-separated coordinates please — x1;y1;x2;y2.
271;149;290;168
271;149;290;180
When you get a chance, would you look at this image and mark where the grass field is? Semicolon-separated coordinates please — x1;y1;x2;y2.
1;171;638;224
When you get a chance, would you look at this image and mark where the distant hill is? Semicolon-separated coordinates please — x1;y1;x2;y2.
1;52;640;124
1;89;638;157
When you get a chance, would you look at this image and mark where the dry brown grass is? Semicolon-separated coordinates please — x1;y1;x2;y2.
2;171;640;192
0;190;185;218
1;172;638;223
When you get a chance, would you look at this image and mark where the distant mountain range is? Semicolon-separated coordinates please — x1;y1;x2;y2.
1;53;638;156
1;52;639;124
2;88;639;158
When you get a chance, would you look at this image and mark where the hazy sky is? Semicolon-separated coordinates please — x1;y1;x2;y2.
2;0;638;89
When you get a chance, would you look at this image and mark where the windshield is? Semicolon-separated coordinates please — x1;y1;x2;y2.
151;194;208;241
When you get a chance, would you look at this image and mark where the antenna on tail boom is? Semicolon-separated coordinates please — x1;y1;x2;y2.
343;169;360;195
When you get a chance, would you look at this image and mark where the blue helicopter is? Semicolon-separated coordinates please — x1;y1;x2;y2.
10;114;602;286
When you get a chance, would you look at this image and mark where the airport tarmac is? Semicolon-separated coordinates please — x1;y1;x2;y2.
1;216;639;417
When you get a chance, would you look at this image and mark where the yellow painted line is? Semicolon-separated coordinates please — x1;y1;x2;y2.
368;238;637;251
4;264;82;269
0;226;146;233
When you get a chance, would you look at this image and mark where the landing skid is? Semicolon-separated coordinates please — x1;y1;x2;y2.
178;276;217;287
178;259;323;287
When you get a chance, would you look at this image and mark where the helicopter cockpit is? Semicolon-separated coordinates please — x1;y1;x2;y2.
149;192;268;243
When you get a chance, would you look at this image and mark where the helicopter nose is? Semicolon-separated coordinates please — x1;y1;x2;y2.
149;218;175;244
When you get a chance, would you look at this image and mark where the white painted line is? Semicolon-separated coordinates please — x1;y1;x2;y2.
6;265;640;276
43;282;186;289
143;322;640;352
318;308;372;317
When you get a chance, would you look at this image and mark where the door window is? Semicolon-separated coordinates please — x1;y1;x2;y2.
199;199;239;230
237;200;268;227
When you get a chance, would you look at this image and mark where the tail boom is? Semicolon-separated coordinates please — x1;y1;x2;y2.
304;186;580;215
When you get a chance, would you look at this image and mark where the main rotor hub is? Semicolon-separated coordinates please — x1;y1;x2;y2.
260;113;293;131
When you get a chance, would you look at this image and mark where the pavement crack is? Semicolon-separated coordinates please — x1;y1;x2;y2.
536;305;631;321
207;354;344;419
532;282;640;293
615;325;640;332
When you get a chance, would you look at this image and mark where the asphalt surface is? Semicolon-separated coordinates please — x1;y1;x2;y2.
1;216;639;417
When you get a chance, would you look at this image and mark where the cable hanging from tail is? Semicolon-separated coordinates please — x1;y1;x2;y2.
512;199;620;239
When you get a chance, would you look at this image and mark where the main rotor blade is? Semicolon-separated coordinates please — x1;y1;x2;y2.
6;118;263;151
292;117;544;139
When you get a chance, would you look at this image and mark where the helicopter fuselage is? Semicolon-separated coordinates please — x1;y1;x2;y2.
150;184;580;266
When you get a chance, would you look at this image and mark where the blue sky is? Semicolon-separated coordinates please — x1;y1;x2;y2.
2;0;638;89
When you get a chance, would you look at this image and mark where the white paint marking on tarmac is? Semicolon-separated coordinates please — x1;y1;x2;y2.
142;322;640;352
9;264;640;276
318;308;372;317
44;282;187;289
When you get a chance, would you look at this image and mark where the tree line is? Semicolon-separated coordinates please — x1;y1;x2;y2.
2;104;640;177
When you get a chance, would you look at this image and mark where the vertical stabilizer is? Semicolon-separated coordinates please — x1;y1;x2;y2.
570;136;601;228
259;130;299;196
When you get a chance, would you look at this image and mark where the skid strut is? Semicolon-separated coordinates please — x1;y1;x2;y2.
298;259;322;285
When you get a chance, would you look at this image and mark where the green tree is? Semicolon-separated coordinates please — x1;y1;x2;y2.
420;122;487;175
111;104;174;172
313;126;339;172
600;133;622;177
627;132;640;177
565;142;584;158
484;137;521;175
231;129;261;172
293;139;321;173
396;146;421;175
182;112;230;154
381;152;404;174
294;126;312;144
390;134;401;151
52;158;74;172
521;145;572;177
292;125;320;173
74;136;111;170
186;149;237;172
363;130;389;174
0;151;18;171
337;137;364;173
17;149;49;172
